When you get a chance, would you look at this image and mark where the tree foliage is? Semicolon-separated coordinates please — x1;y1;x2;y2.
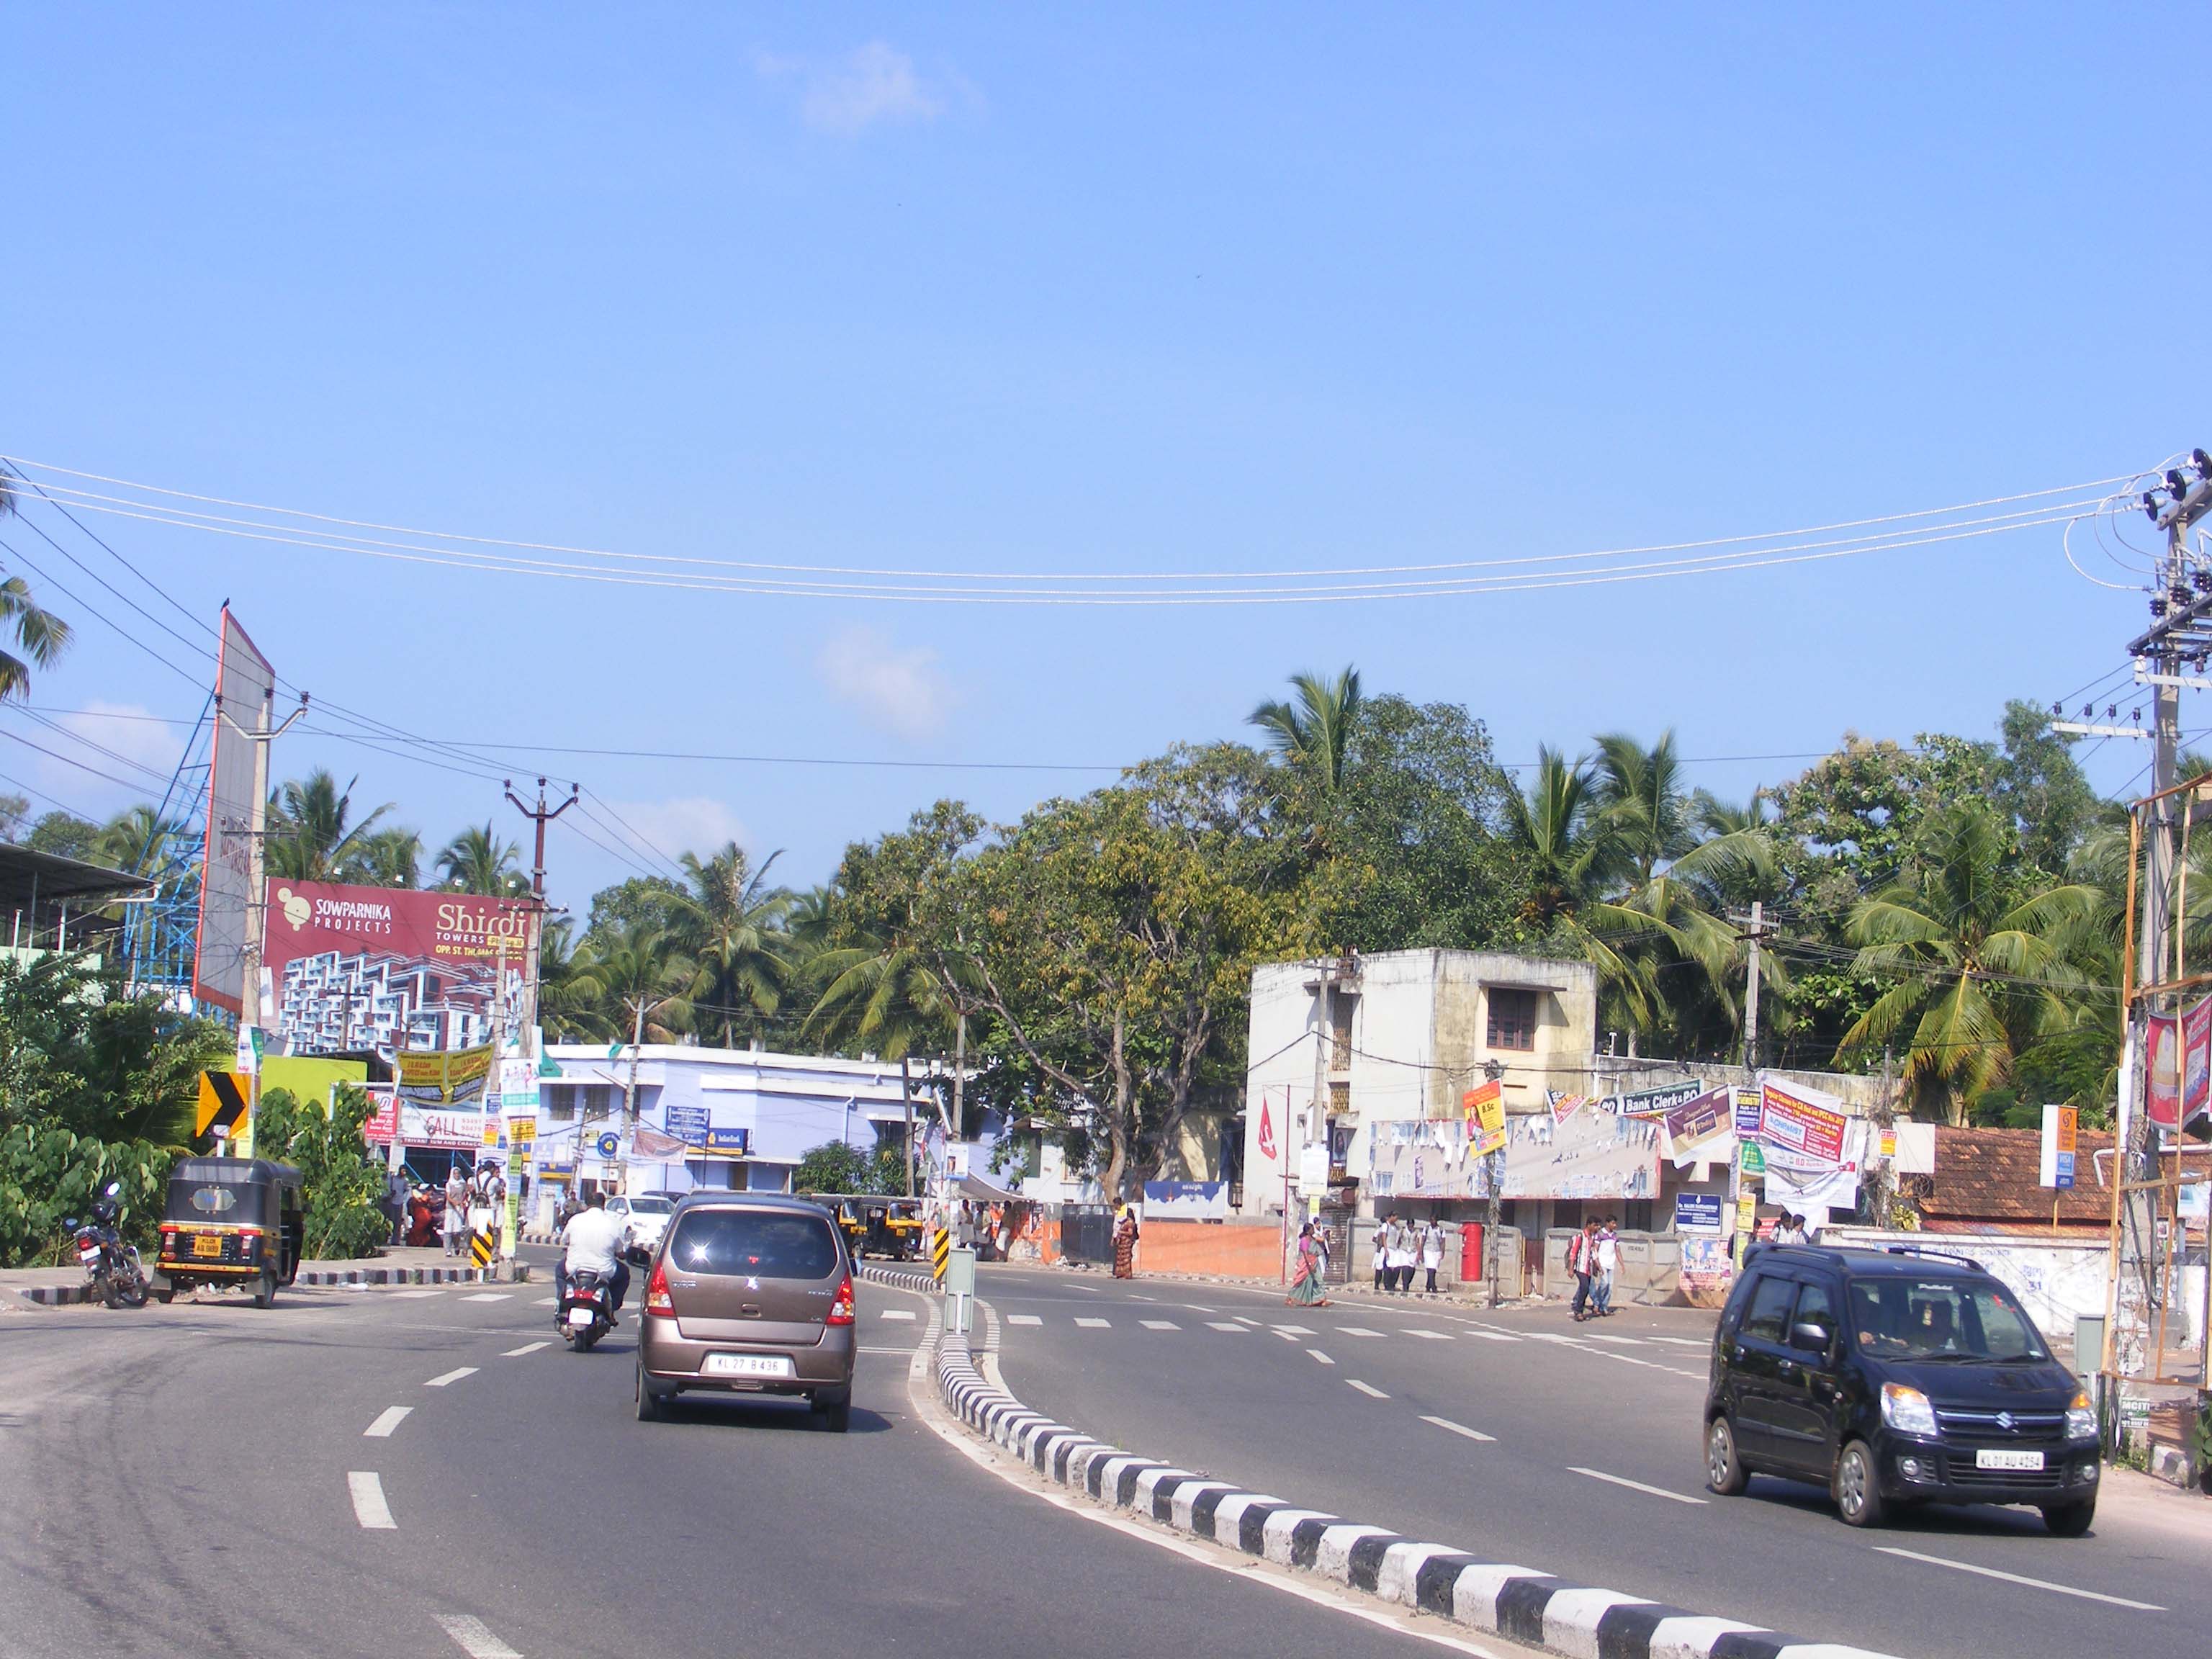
253;1084;391;1259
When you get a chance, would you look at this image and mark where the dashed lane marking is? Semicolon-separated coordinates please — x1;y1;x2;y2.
1569;1467;1707;1505
1647;1335;1709;1348
1006;1314;1043;1326
1872;1547;2164;1611
364;1407;412;1438
1336;1326;1387;1337
1179;1304;1216;1313
1459;1329;1520;1342
425;1367;480;1388
1307;1349;1335;1365
1140;1319;1181;1330
390;1290;442;1299
1274;1329;1299;1341
1206;1321;1248;1333
1403;1328;1454;1340
348;1471;397;1529
1074;1317;1111;1328
434;1613;523;1658
1128;1294;1156;1301
1581;1333;1647;1346
1233;1316;1262;1326
1420;1414;1496;1443
460;1292;511;1303
1347;1380;1389;1399
880;1308;917;1321
502;1341;548;1357
1273;1323;1315;1335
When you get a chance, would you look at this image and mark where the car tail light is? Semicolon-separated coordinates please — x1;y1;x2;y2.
827;1275;855;1326
644;1259;674;1317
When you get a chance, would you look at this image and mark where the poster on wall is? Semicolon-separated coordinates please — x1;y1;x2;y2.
1461;1081;1506;1155
1372;1103;1660;1200
263;878;534;1056
1759;1079;1849;1163
192;608;277;1012
1660;1086;1735;1166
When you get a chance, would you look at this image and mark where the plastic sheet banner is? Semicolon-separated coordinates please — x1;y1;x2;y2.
1661;1085;1735;1167
2144;994;2212;1133
1609;1081;1707;1120
1462;1080;1506;1156
1759;1079;1849;1164
395;1044;495;1107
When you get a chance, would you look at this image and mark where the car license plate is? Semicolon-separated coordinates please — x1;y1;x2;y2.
192;1234;222;1259
704;1353;793;1379
78;1246;102;1265
1975;1448;2044;1471
567;1308;596;1328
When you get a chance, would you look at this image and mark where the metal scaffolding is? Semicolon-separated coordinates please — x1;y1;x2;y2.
121;691;214;1010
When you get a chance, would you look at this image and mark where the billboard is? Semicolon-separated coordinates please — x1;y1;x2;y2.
2144;994;2212;1133
192;608;276;1012
1370;1102;1660;1200
262;878;534;1056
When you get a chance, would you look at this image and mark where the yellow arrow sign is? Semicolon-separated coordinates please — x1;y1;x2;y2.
197;1070;250;1139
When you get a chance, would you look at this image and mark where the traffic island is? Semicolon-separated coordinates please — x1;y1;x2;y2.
930;1326;1903;1659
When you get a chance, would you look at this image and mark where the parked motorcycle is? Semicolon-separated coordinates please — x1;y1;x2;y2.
66;1181;150;1310
559;1267;613;1352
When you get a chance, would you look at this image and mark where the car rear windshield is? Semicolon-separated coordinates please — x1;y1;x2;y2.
1848;1277;2049;1362
666;1209;840;1280
627;1197;674;1215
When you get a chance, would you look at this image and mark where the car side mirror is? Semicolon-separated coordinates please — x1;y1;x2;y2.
1789;1321;1833;1355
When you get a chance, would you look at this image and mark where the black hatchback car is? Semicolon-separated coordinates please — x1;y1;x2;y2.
1704;1245;2100;1534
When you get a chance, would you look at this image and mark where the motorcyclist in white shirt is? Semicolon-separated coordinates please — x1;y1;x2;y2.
555;1190;631;1321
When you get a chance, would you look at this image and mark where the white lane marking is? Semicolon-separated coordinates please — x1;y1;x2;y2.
390;1289;442;1299
502;1341;549;1357
1646;1335;1710;1348
1421;1414;1496;1443
1074;1317;1111;1328
534;1297;558;1307
364;1407;412;1439
1179;1304;1216;1313
1274;1329;1300;1341
1403;1328;1454;1340
1307;1349;1335;1365
424;1367;480;1388
1128;1294;1156;1302
1206;1321;1249;1333
1337;1326;1387;1338
435;1613;523;1658
1459;1329;1519;1342
1347;1380;1389;1398
880;1308;917;1321
1006;1313;1043;1326
460;1292;511;1303
348;1471;396;1529
1233;1316;1262;1326
1140;1319;1181;1331
1274;1324;1315;1335
1581;1334;1645;1346
1872;1547;2164;1611
858;1345;918;1355
1568;1466;1707;1505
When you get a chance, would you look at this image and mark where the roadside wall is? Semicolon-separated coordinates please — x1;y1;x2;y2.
1136;1219;1285;1280
1818;1226;2117;1355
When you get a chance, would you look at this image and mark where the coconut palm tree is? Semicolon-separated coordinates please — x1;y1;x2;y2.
675;842;793;1048
1592;730;1698;889
0;467;71;701
435;823;527;896
1248;666;1364;791
1839;802;2108;1123
1502;747;1603;927
94;804;185;874
565;919;693;1048
349;827;423;889
266;770;394;881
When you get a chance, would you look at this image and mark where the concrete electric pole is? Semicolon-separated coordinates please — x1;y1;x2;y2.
215;683;306;1157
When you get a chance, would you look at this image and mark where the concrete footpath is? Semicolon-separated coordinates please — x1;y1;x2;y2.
4;1244;523;1309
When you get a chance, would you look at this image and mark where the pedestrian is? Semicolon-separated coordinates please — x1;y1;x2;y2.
1285;1221;1331;1306
1420;1218;1445;1295
1111;1205;1140;1278
1568;1218;1599;1321
385;1166;410;1246
441;1166;469;1257
1383;1215;1413;1294
1370;1217;1388;1292
1594;1216;1619;1317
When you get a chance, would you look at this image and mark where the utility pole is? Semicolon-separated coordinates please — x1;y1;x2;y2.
1730;901;1777;1075
503;776;579;902
215;683;306;1158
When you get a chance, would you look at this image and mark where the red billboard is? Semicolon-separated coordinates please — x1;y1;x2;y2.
262;878;534;1057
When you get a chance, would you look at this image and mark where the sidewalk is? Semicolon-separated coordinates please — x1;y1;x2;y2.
1028;1258;1545;1313
4;1244;525;1310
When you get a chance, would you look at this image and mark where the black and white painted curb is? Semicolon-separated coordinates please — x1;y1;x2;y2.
859;1263;942;1296
14;1264;515;1306
933;1332;1901;1659
14;1283;93;1307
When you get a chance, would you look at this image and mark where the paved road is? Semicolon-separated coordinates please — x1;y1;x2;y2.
976;1264;2211;1659
0;1258;1511;1659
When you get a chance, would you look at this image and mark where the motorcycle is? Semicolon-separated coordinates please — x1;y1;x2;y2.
66;1181;150;1310
559;1267;613;1352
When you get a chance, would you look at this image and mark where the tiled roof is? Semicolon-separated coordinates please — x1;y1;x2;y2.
1920;1125;2113;1231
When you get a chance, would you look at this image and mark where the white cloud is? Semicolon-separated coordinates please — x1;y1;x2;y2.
603;796;750;866
34;701;185;809
757;41;947;136
814;625;956;741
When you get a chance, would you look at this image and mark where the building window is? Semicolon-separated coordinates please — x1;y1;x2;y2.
1329;995;1355;1071
546;1085;576;1123
1487;988;1538;1051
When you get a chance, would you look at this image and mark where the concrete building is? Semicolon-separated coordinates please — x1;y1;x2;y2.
530;1043;992;1197
1240;948;1600;1221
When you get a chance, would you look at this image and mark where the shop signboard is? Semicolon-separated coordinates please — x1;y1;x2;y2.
665;1102;710;1146
1674;1192;1725;1231
704;1125;751;1156
1609;1080;1706;1119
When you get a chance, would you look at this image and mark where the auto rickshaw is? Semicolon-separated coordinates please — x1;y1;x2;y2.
155;1156;305;1308
802;1194;925;1261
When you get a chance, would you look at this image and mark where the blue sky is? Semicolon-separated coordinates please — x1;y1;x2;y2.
3;6;2203;913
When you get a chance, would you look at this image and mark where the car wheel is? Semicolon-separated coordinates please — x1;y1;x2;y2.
2043;1500;2095;1537
635;1362;662;1422
1705;1414;1750;1496
1835;1439;1887;1528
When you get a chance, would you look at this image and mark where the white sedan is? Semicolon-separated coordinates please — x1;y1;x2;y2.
608;1194;676;1252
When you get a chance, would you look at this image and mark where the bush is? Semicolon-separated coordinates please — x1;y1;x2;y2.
0;1123;171;1267
252;1084;390;1260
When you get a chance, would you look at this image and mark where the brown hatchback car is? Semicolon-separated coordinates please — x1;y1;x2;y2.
634;1192;858;1431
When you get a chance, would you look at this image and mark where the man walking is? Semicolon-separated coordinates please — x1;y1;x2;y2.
1593;1216;1619;1317
1568;1218;1599;1321
1371;1217;1388;1292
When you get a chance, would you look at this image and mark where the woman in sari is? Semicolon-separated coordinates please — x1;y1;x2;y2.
1111;1207;1139;1278
1285;1221;1331;1306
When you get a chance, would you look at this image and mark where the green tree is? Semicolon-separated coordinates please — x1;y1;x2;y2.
1592;730;1698;889
94;804;183;874
0;953;230;1143
676;842;793;1048
0;792;28;842
1838;803;2107;1123
351;827;423;889
266;770;397;882
436;822;527;896
1249;665;1364;793
0;464;73;701
565;920;693;1049
25;811;99;860
585;875;690;943
252;1084;390;1259
1501;748;1603;927
793;1140;873;1194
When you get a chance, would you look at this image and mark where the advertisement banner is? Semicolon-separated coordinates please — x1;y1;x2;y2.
1733;1087;1763;1138
1549;1090;1587;1126
1759;1079;1849;1164
2038;1104;2077;1190
1678;1234;1734;1307
1375;1105;1660;1200
1763;1142;1860;1214
192;608;276;1012
1143;1179;1231;1219
395;1044;495;1107
1462;1080;1506;1156
361;1091;490;1152
263;878;534;1056
1660;1085;1735;1167
2144;996;2212;1133
1609;1081;1707;1120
